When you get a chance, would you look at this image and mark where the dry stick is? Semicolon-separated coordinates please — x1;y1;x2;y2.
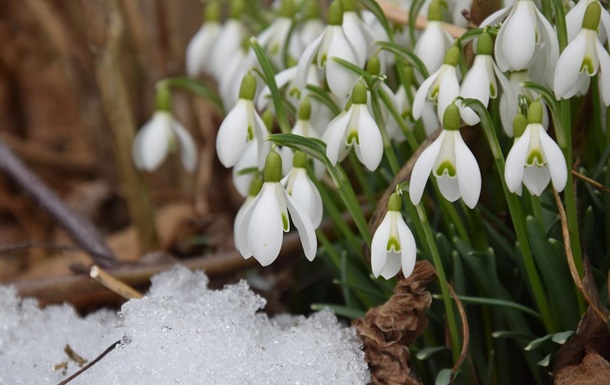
90;265;143;299
377;0;468;38
56;340;121;385
448;283;470;384
571;170;610;195
553;188;608;321
85;0;159;254
0;140;118;268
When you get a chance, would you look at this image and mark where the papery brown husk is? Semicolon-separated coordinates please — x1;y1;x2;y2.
354;261;436;385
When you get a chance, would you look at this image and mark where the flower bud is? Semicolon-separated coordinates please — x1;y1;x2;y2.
443;103;461;131
428;0;444;22
582;2;601;31
328;1;344;26
351;82;368;105
293;151;308;168
477;31;493;56
366;56;381;76
248;176;264;197
512;113;528;138
388;192;402;211
239;73;257;101
527;101;543;124
264;151;283;182
443;46;461;67
298;98;312;120
155;85;172;112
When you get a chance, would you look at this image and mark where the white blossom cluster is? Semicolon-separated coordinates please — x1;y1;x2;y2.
134;0;610;280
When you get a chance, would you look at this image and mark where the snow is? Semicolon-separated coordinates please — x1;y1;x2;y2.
0;266;369;384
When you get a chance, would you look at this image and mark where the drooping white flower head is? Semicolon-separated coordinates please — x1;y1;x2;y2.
413;46;461;123
566;0;610;43
505;102;567;196
395;64;439;137
371;193;417;279
281;152;324;228
459;31;513;126
410;104;481;208
414;1;455;76
295;0;360;99
289;98;326;179
209;0;247;81
217;73;270;170
236;151;317;266
323;82;384;171
554;2;610;106
499;70;549;136
186;2;221;78
133;89;197;173
255;0;295;69
481;0;559;84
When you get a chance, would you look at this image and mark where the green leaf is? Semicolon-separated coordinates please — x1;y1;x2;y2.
235;167;259;176
375;41;430;79
310;303;365;319
305;85;341;116
524;334;552;351
537;354;551;367
520;81;565;147
331;57;373;83
358;0;395;42
435;369;452;385
492;331;535;340
552;330;574;344
433;294;542;320
159;77;224;113
415;346;446;360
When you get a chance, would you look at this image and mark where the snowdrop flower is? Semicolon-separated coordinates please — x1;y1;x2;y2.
281;152;323;228
396;64;439;137
217;73;270;169
371;193;417;279
290;99;326;178
414;1;454;76
323;82;384;171
481;0;559;81
132;88;197;172
186;2;221;78
459;31;513;126
256;0;295;68
341;0;375;67
413;46;461;122
233;177;263;252
236;151;317;266
499;70;548;136
209;0;247;81
296;0;359;99
410;104;481;208
566;0;610;43
505;101;567;196
554;2;610;106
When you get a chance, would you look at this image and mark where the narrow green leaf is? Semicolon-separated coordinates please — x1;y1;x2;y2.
524;334;552;351
552;331;574;344
305;85;341;116
416;346;446;360
432;294;542;319
537;354;551;367
375;41;430;79
435;368;452;385
160;77;224;113
358;0;395;42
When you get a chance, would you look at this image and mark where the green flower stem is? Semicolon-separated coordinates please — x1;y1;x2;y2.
348;152;376;209
377;87;420;151
369;87;401;174
436;187;471;244
157;77;224;113
462;98;557;332
530;195;544;227
415;202;461;362
316;229;352;306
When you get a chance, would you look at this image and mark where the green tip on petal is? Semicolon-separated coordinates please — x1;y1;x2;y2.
351;82;368;104
527;101;543;124
278;0;295;18
443;46;461;66
340;0;357;12
477;32;493;56
513;114;528;137
239;73;257;101
264;151;283;182
366;56;381;76
298;98;311;120
248;176;263;196
328;1;344;26
443;104;461;131
204;1;220;22
293;151;307;168
388;193;402;211
262;109;275;131
230;0;245;19
428;0;444;22
155;85;172;112
583;2;602;30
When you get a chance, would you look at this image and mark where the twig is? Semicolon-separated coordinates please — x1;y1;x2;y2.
553;188;608;322
0;140;118;268
572;170;610;195
377;0;468;38
90;265;143;299
448;283;470;384
56;340;121;385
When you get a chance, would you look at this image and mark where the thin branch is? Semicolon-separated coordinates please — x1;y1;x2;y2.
0;140;118;268
572;170;610;195
448;283;470;384
90;265;143;299
56;340;121;385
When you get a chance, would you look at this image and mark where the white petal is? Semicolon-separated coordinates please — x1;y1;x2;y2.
479;5;512;28
539;129;567;192
210;21;245;80
596;39;610;106
237;191;265;259
137;112;172;172
323;111;350;165
523;164;551;196
296;33;324;91
504;127;532;193
285;190;318;261
326;28;360;99
257;67;298;110
396;217;417;278
437;67;461;122
454;132;481;208
413;69;441;120
460;56;491;125
247;183;284;266
342;12;368;66
354;106;383;171
132;128;145;169
171;119;198;172
289;169;323;228
409;130;446;205
370;214;391;278
232;142;258;197
216;100;250;168
501;3;537;70
415;21;452;74
554;32;588;99
186;23;220;77
234;196;255;258
437;174;461;202
565;0;588;43
535;5;560;83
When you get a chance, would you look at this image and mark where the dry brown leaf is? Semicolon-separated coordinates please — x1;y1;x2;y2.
354;261;436;385
555;352;610;385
